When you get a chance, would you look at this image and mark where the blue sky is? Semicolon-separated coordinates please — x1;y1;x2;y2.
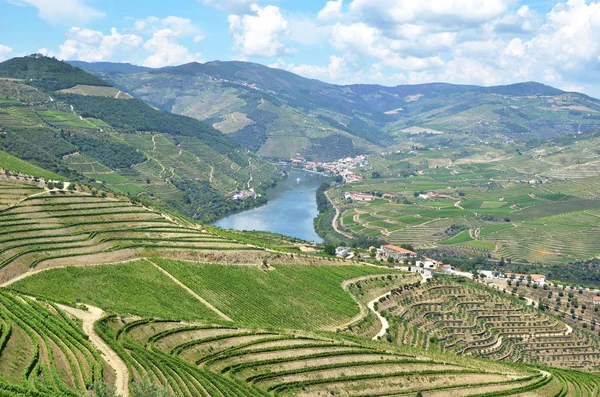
1;0;600;95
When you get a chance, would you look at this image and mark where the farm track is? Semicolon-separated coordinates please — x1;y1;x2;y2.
147;259;233;322
58;304;130;397
325;190;354;239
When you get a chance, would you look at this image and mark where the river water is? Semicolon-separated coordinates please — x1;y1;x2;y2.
214;169;325;242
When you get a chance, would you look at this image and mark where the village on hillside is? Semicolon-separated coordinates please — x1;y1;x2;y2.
290;155;369;183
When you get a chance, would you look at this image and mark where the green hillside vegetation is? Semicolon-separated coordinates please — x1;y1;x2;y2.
80;61;600;160
0;175;599;395
327;133;600;266
0;151;63;180
0;56;280;223
10;260;224;321
0;54;109;91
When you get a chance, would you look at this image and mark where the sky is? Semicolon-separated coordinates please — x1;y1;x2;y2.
1;0;600;95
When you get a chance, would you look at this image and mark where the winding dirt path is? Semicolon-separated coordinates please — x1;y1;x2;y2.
57;304;129;397
368;292;391;340
147;259;233;322
325;190;354;239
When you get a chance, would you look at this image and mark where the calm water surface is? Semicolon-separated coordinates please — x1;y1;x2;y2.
214;169;325;242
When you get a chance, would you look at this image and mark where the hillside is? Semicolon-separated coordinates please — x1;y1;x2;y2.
75;60;600;160
0;55;280;223
0;175;598;395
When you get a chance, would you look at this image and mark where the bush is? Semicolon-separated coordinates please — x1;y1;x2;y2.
130;378;175;397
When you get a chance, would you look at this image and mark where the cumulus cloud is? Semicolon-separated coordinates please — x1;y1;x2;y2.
134;16;202;38
331;22;390;58
10;0;104;26
318;0;343;22
0;45;12;61
143;29;202;67
54;27;143;62
270;54;352;81
228;4;292;57
348;0;510;28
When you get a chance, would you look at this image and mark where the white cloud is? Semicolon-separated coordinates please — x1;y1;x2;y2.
10;0;104;26
270;54;352;81
134;16;202;38
228;4;292;57
0;45;12;61
331;22;390;58
383;55;445;71
348;0;510;27
143;29;202;67
318;0;343;22
55;27;143;62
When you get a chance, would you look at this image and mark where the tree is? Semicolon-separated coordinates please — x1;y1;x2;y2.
369;248;376;258
324;244;336;256
387;256;394;264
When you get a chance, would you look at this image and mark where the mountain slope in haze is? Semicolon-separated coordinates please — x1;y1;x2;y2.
74;60;600;160
0;55;279;222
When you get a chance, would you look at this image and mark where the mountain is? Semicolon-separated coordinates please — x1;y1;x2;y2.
68;60;152;74
75;60;600;160
0;55;279;222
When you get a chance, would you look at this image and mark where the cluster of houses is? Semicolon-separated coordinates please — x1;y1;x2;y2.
232;188;257;200
477;270;547;287
291;155;369;183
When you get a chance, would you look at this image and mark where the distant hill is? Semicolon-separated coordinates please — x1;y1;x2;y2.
75;59;600;160
0;54;110;91
67;60;152;74
0;55;279;222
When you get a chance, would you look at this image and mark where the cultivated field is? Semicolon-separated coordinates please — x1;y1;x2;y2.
357;276;600;372
333;145;600;264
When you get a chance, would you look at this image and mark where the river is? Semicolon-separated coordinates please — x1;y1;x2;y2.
214;169;325;242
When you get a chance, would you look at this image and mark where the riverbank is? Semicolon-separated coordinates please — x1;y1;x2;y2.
214;169;325;242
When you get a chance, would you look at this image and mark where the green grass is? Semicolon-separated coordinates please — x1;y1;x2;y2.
152;259;403;330
11;259;223;322
439;229;473;245
0;151;63;180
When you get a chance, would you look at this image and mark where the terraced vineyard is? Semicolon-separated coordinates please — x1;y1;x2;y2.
97;315;596;397
0;176;265;283
0;289;105;396
330;158;600;263
0;176;599;395
365;277;600;372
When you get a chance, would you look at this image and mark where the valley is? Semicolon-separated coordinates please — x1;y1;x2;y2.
0;54;600;396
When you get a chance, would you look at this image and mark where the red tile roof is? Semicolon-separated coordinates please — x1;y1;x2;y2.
383;245;416;255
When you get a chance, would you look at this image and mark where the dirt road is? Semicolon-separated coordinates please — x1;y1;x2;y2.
325;190;354;239
58;304;130;397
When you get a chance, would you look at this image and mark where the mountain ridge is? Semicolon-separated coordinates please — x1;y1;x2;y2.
74;58;600;160
68;59;570;97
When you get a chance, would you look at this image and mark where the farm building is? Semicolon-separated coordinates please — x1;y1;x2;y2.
478;270;496;279
423;258;443;268
335;247;351;258
594;296;600;306
505;272;547;287
344;192;375;201
379;244;417;261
